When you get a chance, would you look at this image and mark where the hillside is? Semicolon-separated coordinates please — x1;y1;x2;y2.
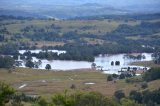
0;0;160;18
0;14;160;62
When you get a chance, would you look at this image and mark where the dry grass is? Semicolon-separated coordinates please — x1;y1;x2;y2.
31;41;65;48
130;61;160;68
4;19;139;36
0;67;160;98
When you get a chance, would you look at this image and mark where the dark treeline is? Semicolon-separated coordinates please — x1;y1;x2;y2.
0;56;14;69
110;22;160;37
0;43;18;55
0;15;35;21
74;13;160;21
23;49;95;62
20;42;154;62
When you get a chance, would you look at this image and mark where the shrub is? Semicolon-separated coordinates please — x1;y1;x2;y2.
119;74;126;79
25;60;34;68
114;90;125;101
143;68;160;81
129;90;142;103
107;75;113;81
125;77;143;83
141;82;148;89
112;74;119;78
0;82;15;106
45;64;51;70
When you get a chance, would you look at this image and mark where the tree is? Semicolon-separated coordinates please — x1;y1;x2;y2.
25;60;34;68
120;98;142;106
114;90;125;100
129;90;142;103
142;68;160;81
115;61;120;66
45;64;51;70
0;82;15;106
153;48;160;64
141;82;148;89
91;63;96;69
119;74;126;79
0;56;14;69
107;75;113;81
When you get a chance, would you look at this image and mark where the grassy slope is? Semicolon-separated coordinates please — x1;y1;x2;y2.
0;19;141;47
131;61;160;68
3;19;139;36
0;68;160;99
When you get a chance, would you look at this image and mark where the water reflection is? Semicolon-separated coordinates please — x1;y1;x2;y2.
17;50;153;74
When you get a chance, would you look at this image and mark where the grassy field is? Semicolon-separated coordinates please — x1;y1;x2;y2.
3;19;140;36
0;18;142;47
131;61;160;68
0;68;160;99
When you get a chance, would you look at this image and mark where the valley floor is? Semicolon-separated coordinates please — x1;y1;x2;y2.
0;67;160;99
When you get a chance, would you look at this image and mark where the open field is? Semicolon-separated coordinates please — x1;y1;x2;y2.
131;61;160;68
0;68;160;99
3;19;140;36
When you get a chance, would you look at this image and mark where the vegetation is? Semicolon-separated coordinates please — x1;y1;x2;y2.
0;82;152;106
25;60;35;68
0;67;160;105
152;48;160;64
0;82;15;106
45;64;51;70
0;56;14;69
107;75;113;81
143;67;160;82
129;89;160;106
114;90;125;101
0;14;159;62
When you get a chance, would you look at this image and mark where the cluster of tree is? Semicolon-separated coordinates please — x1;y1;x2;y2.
0;35;4;41
37;42;153;61
21;25;61;41
0;56;14;69
107;73;134;81
152;49;160;64
23;48;95;62
125;54;146;60
0;82;38;106
114;89;160;106
110;22;160;37
75;13;160;21
0;15;34;21
0;43;18;55
129;89;160;106
143;67;160;82
0;26;10;35
25;59;52;70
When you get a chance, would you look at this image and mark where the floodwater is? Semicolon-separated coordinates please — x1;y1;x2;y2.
18;50;153;74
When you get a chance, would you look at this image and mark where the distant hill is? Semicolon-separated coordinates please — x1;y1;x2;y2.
0;0;160;19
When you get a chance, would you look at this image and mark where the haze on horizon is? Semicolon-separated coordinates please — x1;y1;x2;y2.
0;0;160;6
0;0;159;18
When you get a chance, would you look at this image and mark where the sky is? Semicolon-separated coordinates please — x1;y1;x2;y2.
1;0;160;6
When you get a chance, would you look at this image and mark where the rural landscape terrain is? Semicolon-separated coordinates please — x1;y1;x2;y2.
0;0;160;106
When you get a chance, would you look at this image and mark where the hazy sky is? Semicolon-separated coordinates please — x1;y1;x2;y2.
1;0;160;6
0;0;160;11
